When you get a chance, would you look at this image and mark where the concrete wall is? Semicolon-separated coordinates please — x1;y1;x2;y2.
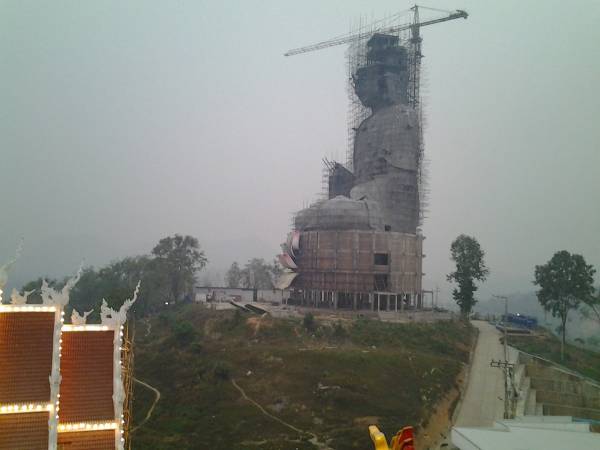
256;289;290;303
294;230;423;294
195;287;254;303
328;164;355;199
520;353;600;420
194;287;289;304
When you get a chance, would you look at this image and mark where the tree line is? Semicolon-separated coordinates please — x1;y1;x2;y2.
20;234;207;319
17;235;284;320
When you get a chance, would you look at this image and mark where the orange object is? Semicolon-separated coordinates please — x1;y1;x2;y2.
370;424;415;450
391;426;414;450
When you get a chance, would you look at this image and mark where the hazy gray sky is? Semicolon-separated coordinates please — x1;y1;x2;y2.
2;1;599;303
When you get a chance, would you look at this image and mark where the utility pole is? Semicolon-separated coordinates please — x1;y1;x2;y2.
492;294;511;419
493;295;509;361
434;285;440;310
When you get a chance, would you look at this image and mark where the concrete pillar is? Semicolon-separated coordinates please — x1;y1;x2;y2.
395;295;398;313
333;291;338;310
369;293;374;311
352;293;357;311
401;293;405;312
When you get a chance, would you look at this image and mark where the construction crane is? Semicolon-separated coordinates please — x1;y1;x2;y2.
284;5;467;57
284;5;466;109
284;5;467;108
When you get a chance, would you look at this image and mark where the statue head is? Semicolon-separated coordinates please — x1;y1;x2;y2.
353;34;409;110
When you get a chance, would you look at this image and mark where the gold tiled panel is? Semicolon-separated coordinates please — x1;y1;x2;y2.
57;430;115;449
59;331;114;422
0;312;54;404
0;412;49;450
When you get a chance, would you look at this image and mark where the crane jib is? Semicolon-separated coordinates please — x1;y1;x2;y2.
284;9;468;57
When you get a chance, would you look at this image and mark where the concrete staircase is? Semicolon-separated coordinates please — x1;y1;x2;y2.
513;359;543;417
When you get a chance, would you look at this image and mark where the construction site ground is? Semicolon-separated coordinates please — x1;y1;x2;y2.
217;301;457;324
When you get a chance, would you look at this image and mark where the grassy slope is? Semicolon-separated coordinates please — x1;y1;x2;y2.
131;304;474;450
509;328;600;382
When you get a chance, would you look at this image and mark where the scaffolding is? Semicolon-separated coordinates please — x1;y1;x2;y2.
122;320;135;450
345;16;371;172
345;11;429;228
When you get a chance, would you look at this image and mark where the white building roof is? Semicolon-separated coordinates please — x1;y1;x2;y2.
452;417;600;450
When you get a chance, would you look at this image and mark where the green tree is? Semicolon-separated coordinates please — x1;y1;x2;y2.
580;289;600;324
151;234;207;303
534;250;596;361
447;235;489;317
173;321;196;345
64;257;167;319
20;234;208;319
240;258;282;290
225;262;243;288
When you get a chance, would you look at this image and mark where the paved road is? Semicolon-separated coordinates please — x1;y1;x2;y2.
454;320;517;427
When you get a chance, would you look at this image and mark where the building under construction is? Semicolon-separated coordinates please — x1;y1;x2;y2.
277;6;467;311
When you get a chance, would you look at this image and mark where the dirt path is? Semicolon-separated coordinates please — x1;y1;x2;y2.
131;378;161;433
231;378;332;450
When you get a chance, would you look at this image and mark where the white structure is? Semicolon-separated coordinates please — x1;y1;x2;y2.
194;286;290;304
452;416;600;450
100;281;139;450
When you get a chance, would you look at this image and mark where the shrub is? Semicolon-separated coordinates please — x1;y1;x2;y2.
333;321;347;339
173;321;196;345
212;361;232;381
303;313;316;332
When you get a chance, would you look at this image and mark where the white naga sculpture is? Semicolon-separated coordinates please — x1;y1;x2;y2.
10;288;34;305
100;281;140;450
71;309;93;325
100;281;140;327
0;239;23;302
41;267;82;306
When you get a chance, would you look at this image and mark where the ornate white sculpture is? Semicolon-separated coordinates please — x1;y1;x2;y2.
100;281;140;326
101;281;140;450
0;239;23;302
71;309;92;325
41;267;82;306
9;288;34;305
